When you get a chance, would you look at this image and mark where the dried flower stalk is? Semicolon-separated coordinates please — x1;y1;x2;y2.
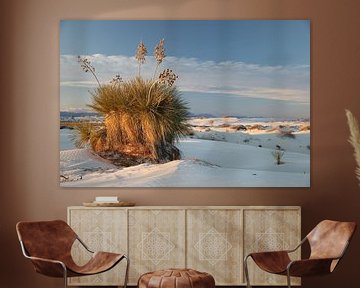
110;74;123;85
147;69;178;104
346;109;360;185
77;56;101;87
135;41;147;76
153;39;166;79
159;68;178;86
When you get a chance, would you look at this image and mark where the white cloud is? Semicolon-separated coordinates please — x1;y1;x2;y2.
61;107;94;113
60;54;309;103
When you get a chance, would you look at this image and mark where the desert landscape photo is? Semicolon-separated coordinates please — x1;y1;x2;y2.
60;20;310;187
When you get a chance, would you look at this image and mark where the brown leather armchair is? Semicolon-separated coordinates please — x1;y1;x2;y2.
16;220;129;288
244;220;356;288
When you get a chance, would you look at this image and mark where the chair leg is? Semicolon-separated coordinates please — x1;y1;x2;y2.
286;269;291;288
244;255;252;288
62;265;68;288
123;255;130;288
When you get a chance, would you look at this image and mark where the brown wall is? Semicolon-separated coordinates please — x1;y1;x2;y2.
1;0;360;287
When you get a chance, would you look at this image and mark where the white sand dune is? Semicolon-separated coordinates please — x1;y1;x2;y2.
178;139;309;173
61;158;309;188
189;117;310;154
188;117;309;131
60;148;116;182
60;117;310;187
193;130;310;154
60;139;309;187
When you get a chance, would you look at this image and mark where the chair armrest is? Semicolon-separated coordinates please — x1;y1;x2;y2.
76;236;94;253
19;241;67;277
287;258;336;277
25;255;67;278
26;255;65;266
285;237;307;253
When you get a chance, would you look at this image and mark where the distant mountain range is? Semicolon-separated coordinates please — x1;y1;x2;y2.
60;111;99;118
60;111;309;122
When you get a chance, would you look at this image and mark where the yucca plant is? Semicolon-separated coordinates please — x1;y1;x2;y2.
71;122;107;152
88;77;189;161
75;39;190;163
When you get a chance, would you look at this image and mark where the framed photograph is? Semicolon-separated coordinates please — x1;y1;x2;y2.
60;20;310;187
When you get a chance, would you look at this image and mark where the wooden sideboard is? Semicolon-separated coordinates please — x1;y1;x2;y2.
67;206;301;286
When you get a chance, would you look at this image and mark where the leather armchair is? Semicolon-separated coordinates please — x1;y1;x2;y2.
16;220;129;288
244;220;356;288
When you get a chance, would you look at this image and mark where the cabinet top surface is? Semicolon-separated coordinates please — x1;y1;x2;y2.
68;205;301;210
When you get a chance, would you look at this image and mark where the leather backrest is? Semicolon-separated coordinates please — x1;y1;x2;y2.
307;220;356;260
16;220;77;261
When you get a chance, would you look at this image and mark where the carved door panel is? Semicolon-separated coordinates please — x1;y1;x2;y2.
68;208;127;286
128;209;186;284
187;209;243;285
243;209;301;286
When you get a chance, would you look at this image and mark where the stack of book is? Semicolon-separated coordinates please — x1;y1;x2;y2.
93;196;119;204
83;196;135;207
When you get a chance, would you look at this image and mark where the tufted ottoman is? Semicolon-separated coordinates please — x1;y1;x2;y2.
138;268;215;288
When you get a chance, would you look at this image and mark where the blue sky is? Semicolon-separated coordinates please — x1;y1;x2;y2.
60;20;310;118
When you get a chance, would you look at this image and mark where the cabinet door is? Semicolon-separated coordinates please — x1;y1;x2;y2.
243;209;301;286
68;208;128;286
128;209;186;284
187;209;243;285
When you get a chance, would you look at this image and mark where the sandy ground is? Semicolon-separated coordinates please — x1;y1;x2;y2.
60;117;310;187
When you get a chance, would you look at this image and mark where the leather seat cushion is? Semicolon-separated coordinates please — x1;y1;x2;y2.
138;268;215;288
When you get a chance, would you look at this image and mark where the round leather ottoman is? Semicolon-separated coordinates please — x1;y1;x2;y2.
138;268;215;288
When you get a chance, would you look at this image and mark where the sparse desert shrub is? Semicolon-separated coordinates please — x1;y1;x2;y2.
266;127;278;133
248;124;266;130
231;125;247;131
218;123;231;128
75;39;190;163
278;130;296;139
272;150;285;165
299;125;311;131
